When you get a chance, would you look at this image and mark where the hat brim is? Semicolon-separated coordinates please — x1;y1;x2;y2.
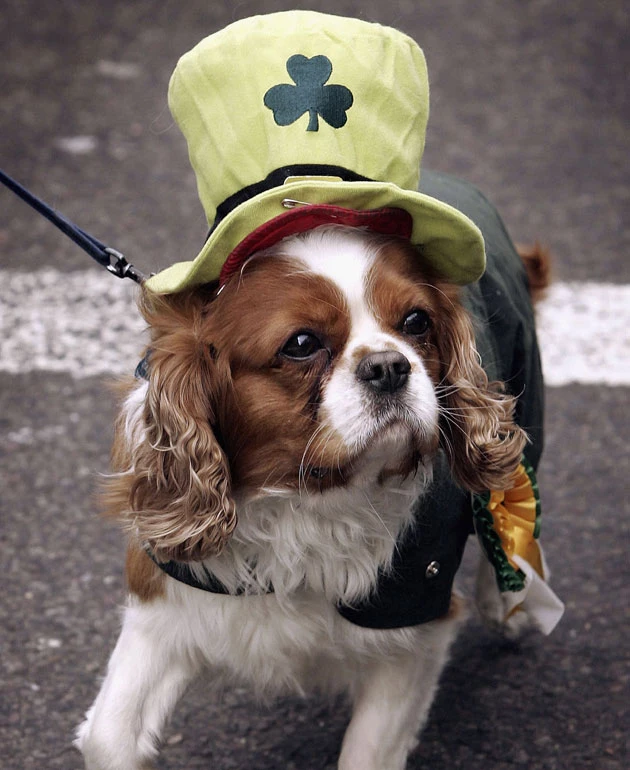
145;179;485;294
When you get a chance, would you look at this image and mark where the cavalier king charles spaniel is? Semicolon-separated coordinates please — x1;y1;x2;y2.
77;226;536;770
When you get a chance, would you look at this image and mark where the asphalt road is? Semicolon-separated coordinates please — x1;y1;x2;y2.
1;1;628;769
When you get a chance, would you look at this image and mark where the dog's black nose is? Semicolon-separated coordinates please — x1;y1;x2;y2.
355;351;411;393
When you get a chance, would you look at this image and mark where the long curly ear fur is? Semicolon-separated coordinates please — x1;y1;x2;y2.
105;288;236;562
436;298;527;493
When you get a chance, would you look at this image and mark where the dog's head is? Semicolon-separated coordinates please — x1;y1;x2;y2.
114;227;526;561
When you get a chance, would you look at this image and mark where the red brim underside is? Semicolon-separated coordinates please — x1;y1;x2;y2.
218;205;413;286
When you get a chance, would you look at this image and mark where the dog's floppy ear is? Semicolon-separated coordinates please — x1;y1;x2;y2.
436;297;527;493
119;289;236;562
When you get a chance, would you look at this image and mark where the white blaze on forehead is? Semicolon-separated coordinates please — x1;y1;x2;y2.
283;228;379;329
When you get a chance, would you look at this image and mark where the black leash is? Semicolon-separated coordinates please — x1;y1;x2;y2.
0;168;145;283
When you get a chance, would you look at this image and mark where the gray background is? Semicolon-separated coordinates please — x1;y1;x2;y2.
1;1;628;768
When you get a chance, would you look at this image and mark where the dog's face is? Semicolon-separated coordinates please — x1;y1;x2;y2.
206;229;445;493
115;227;525;561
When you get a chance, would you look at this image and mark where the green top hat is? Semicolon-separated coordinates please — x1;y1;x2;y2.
145;10;485;294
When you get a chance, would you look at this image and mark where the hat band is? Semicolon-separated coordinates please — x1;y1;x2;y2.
209;164;371;236
219;204;413;286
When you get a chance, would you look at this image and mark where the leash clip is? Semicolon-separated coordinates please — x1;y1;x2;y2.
105;247;145;284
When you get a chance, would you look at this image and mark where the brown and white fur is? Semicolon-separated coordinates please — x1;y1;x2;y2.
76;226;542;770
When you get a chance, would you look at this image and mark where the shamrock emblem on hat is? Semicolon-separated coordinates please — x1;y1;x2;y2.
264;55;354;132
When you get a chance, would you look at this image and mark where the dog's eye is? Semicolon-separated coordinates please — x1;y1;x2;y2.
401;309;431;337
280;331;324;360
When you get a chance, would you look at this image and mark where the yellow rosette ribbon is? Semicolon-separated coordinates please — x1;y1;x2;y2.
485;462;544;580
472;456;564;635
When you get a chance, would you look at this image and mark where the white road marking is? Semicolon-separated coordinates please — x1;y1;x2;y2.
96;60;142;79
54;136;99;155
0;270;628;385
536;282;630;386
0;269;146;379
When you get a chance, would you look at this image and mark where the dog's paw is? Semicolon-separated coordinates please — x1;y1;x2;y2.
481;604;535;641
74;714;157;770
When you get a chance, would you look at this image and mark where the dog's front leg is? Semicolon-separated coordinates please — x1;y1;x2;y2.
75;601;198;770
338;618;458;770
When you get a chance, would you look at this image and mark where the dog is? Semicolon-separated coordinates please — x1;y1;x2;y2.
75;11;564;768
75;223;556;770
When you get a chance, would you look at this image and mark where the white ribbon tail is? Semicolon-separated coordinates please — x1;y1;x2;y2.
476;545;565;638
509;554;565;635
